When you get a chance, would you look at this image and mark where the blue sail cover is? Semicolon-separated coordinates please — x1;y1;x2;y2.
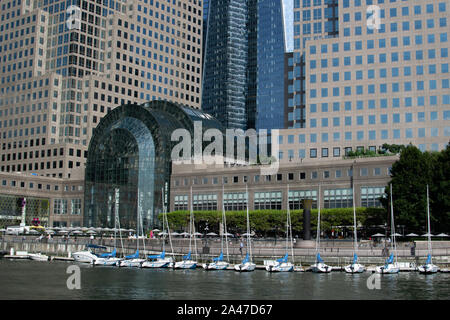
426;253;432;264
100;248;117;258
352;253;358;264
125;250;139;259
183;251;192;260
242;253;249;264
385;253;394;265
148;251;165;260
277;253;288;263
213;252;224;262
316;253;324;263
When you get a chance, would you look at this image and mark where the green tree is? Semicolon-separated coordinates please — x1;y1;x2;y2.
381;144;440;232
430;143;450;232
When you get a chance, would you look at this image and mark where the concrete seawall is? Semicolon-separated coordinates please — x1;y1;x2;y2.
2;235;450;266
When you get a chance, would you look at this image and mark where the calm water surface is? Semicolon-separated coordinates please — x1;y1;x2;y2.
0;260;449;300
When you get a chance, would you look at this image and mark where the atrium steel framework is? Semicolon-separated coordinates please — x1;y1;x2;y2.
84;100;224;230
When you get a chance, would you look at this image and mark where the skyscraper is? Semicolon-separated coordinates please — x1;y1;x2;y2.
277;0;450;162
202;0;249;130
0;0;203;178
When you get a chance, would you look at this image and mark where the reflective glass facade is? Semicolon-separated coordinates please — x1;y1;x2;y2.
84;101;224;230
256;0;286;130
202;0;250;130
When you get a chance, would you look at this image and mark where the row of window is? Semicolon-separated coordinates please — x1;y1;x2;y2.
310;49;449;69
174;186;385;211
1;178;83;193
174;166;389;188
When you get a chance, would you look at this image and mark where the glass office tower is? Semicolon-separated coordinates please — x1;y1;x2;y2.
202;0;250;130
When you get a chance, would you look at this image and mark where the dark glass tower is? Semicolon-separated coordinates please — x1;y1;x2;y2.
202;0;251;130
256;0;287;130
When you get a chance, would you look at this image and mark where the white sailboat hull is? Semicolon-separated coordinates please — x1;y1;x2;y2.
375;263;399;274
174;260;197;269
344;263;365;273
265;262;294;272
141;258;172;268
118;259;145;267
202;261;229;270
29;253;50;261
418;264;439;274
72;251;98;263
311;263;332;273
234;262;256;272
94;257;122;266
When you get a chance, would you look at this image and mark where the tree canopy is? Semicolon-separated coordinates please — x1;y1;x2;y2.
381;143;450;233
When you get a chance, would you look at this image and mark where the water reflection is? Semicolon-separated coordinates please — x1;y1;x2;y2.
1;260;449;300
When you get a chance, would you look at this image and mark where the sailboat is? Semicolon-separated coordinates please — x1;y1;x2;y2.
376;184;399;274
118;197;146;267
174;186;198;269
311;184;332;273
417;185;439;274
266;185;294;272
142;192;175;268
94;195;124;266
344;186;365;273
203;186;229;270
234;184;256;272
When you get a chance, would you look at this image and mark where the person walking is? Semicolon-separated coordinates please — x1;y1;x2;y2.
239;240;244;256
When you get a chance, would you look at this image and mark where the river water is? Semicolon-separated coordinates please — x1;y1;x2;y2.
0;260;449;300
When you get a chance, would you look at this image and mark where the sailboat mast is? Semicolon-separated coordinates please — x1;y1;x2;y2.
426;185;432;258
246;184;252;262
353;186;357;254
390;183;397;263
287;184;294;263
222;185;229;261
190;186;198;260
316;184;321;253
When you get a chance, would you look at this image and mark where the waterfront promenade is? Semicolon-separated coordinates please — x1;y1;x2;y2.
2;235;450;267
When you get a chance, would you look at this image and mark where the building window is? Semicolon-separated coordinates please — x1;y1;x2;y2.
288;190;318;209
54;199;67;215
174;195;188;211
361;186;385;208
254;191;282;210
333;147;340;157
71;199;81;215
324;188;353;208
224;192;247;211
193;194;218;211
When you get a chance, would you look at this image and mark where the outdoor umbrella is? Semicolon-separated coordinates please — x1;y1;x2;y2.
224;232;234;237
371;233;385;237
436;233;449;237
206;232;218;236
152;229;161;232
242;233;253;237
406;233;419;237
421;233;434;237
86;230;97;234
179;232;189;237
392;233;403;237
170;232;180;236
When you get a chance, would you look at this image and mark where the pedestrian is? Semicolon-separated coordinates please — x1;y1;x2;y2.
239;240;244;255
